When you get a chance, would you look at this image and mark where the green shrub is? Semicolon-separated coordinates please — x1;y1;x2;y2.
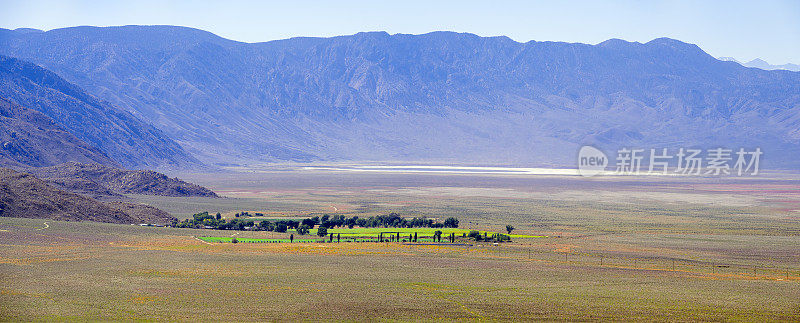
444;217;459;228
296;224;310;235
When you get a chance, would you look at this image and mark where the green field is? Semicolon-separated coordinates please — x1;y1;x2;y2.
198;236;320;243
197;236;455;243
303;227;542;238
2;169;799;321
192;226;544;241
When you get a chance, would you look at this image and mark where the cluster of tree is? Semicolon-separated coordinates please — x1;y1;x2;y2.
173;212;297;232
233;211;264;218
173;212;459;234
467;230;511;242
300;213;458;229
173;212;222;229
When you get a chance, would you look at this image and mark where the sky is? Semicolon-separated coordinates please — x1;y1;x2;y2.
1;0;799;64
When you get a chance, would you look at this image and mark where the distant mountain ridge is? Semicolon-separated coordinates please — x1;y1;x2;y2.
1;26;799;168
0;54;201;169
719;57;800;72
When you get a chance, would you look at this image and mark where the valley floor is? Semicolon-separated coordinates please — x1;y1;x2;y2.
1;167;799;320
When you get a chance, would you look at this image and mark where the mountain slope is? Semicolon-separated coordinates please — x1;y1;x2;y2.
0;168;175;224
0;97;119;168
31;162;218;198
0;54;201;169
1;26;799;168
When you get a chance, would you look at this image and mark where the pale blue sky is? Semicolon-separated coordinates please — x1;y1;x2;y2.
1;0;798;64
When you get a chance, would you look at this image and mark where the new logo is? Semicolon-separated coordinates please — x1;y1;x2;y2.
578;146;608;177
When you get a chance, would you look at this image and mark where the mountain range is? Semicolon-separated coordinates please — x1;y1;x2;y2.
1;26;798;168
719;57;800;72
0;54;200;169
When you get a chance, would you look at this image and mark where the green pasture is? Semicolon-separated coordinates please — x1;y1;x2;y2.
198;237;318;243
294;227;543;238
198;236;458;243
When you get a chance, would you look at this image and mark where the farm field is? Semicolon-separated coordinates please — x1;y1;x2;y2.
2;166;800;320
198;236;453;243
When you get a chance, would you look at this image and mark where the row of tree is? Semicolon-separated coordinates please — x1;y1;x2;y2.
468;230;512;242
300;213;459;229
172;212;459;232
172;212;296;231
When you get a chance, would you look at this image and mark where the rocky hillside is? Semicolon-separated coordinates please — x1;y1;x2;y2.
0;97;119;168
0;54;201;169
0;168;175;224
32;162;218;198
1;26;798;168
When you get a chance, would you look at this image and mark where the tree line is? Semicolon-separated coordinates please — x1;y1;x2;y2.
172;212;459;233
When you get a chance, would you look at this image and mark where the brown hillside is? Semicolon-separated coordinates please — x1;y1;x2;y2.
0;168;175;224
32;162;218;198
